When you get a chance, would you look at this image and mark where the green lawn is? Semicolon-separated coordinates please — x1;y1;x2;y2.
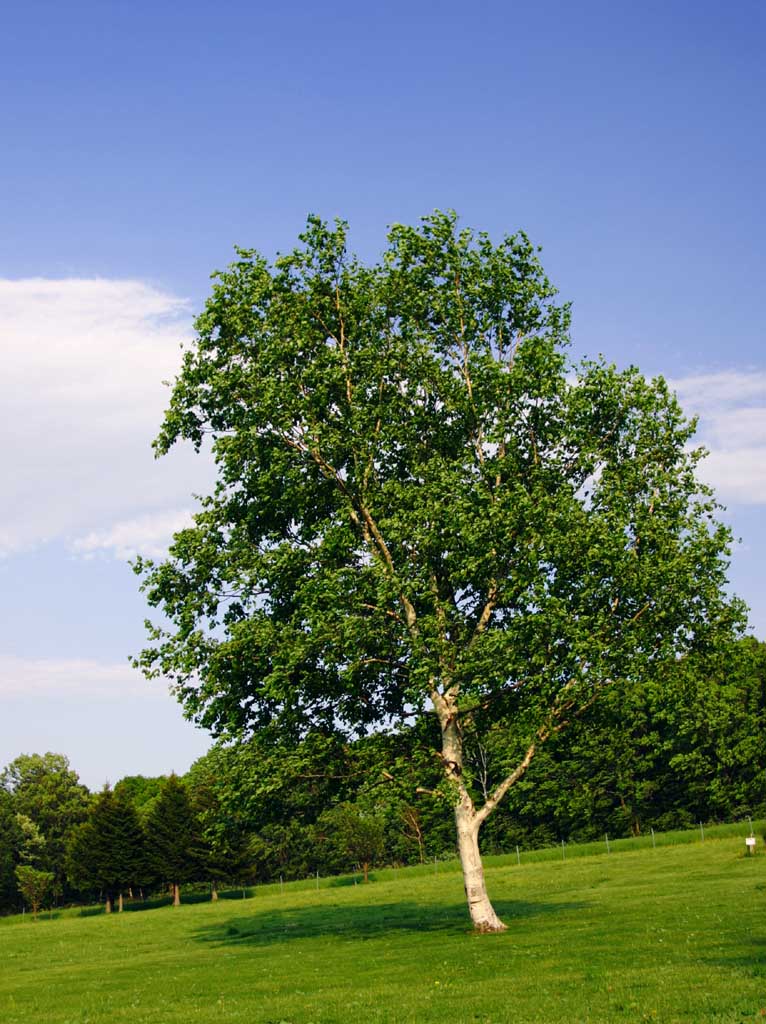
1;832;764;1023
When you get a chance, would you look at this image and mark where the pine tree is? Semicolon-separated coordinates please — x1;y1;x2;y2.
66;787;146;912
144;775;204;906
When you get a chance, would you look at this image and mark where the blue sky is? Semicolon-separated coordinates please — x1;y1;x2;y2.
1;0;764;789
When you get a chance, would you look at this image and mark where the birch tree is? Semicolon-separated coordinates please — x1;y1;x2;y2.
135;212;741;931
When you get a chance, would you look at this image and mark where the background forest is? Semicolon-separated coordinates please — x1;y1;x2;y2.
1;636;764;915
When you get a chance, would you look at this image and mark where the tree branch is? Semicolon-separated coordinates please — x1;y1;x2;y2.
469;581;498;645
360;603;405;625
279;429;420;639
473;735;538;827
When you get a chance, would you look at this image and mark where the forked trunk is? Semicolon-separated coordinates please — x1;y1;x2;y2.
172;883;181;907
440;703;506;933
455;803;506;933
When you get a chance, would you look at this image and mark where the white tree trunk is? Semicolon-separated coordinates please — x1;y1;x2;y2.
439;701;507;933
455;802;506;932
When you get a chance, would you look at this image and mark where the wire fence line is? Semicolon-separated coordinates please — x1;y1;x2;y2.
227;816;764;899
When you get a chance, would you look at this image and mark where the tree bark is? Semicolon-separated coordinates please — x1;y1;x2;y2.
172;883;181;907
118;891;124;913
211;882;218;901
362;861;369;883
455;803;506;932
105;895;112;914
440;702;506;933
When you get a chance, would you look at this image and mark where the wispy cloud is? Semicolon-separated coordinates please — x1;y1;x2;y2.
672;372;766;409
72;508;194;561
0;278;213;557
0;655;166;700
671;371;766;505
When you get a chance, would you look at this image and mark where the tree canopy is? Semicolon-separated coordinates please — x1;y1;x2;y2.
1;753;90;889
135;212;742;930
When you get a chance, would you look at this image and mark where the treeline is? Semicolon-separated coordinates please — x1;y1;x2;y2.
1;638;764;914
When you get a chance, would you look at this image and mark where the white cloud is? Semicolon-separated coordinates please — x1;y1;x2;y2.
700;448;766;505
0;655;166;700
72;508;194;561
0;278;213;556
671;372;766;408
670;370;766;505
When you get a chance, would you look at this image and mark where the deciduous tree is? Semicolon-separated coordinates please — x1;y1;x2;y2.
0;791;20;912
1;753;89;892
136;213;741;931
317;803;385;882
14;865;53;919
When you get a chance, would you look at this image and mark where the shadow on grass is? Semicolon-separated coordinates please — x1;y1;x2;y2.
327;874;373;888
706;935;766;976
192;897;588;948
123;891;216;911
76;892;223;917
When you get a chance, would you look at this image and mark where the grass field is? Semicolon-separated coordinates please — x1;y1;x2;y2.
1;827;764;1023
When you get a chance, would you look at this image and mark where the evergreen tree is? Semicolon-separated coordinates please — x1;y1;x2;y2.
144;775;204;906
66;787;146;912
187;760;253;899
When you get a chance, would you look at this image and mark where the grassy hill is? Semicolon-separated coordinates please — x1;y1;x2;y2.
1;827;764;1023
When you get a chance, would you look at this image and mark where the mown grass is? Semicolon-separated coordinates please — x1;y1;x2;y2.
1;826;764;1023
